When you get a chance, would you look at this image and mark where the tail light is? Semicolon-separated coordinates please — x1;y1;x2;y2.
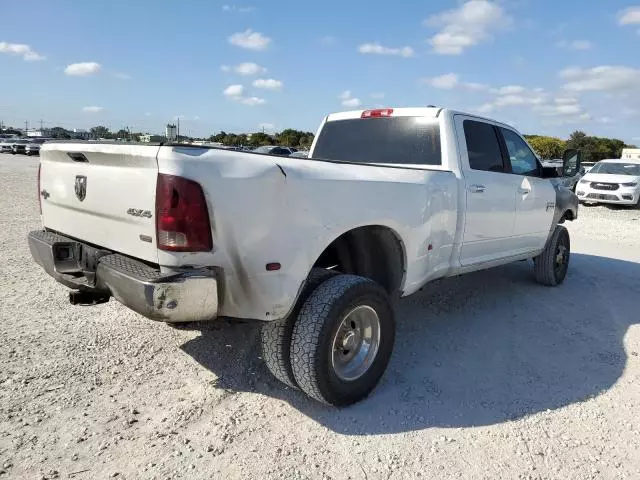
156;174;212;252
361;108;394;118
37;163;42;214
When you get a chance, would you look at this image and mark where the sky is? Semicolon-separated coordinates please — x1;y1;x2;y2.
1;0;640;143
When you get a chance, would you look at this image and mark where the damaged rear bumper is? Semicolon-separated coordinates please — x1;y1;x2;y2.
28;230;219;323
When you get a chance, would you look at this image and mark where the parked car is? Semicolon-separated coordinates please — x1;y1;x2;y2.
541;159;586;191
290;150;310;158
252;145;296;156
1;139;17;153
11;139;30;155
28;107;581;406
576;159;640;206
25;138;51;156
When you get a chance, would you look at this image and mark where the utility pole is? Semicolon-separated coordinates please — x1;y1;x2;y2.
24;120;29;135
40;119;44;131
177;117;180;142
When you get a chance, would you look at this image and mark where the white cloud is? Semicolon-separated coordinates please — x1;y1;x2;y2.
222;62;266;76
258;122;276;131
491;85;525;95
370;92;385;99
358;43;414;57
223;84;244;97
82;106;104;113
534;104;582;116
494;94;545;107
618;7;640;25
240;96;266;106
236;62;266;75
223;84;265;106
423;74;488;91
228;29;272;51
427;73;459;89
339;90;352;100
560;65;640;92
554;97;578;105
222;5;255;12
425;0;511;55
252;78;283;90
65;62;101;76
0;42;45;61
556;39;592;50
475;103;496;114
144;112;152;116
113;72;131;80
342;98;361;108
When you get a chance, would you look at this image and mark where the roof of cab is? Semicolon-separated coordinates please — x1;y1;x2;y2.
324;107;514;129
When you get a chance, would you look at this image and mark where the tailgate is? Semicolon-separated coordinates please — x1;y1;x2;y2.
40;142;160;263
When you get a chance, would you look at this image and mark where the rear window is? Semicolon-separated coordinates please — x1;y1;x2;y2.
312;117;441;166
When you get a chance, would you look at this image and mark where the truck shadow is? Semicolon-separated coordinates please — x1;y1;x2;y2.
180;253;640;434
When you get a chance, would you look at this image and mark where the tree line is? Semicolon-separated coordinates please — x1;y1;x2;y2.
208;129;315;149
524;131;636;163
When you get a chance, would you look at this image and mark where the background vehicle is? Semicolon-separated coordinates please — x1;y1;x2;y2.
1;139;17;153
11;139;30;155
25;138;50;156
576;159;640;206
28;107;580;406
290;150;310;158
542;159;586;191
252;145;296;156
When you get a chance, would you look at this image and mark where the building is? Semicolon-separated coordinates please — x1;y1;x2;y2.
139;134;165;143
26;129;53;138
71;129;90;140
166;124;177;141
621;148;640;160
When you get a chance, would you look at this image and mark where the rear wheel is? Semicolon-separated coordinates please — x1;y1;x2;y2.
260;268;338;389
533;225;570;286
290;274;395;406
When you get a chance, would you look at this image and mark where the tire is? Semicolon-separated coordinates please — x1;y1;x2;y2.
533;225;570;286
290;274;395;406
260;268;338;389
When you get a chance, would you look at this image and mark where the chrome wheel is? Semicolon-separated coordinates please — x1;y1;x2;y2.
331;305;380;381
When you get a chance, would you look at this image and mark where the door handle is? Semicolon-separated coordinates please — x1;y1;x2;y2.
469;184;486;193
518;187;531;194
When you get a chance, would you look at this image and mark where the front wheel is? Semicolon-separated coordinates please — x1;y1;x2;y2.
533;225;570;286
290;274;395;406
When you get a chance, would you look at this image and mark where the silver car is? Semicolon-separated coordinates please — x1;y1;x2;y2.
25;138;50;156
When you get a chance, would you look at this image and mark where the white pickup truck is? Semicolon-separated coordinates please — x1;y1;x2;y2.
28;107;581;406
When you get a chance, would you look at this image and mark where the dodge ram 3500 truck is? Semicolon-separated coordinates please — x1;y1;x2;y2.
28;107;581;406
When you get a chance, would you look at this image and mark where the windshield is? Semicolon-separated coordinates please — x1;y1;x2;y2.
589;162;640;176
252;146;274;153
312;117;442;166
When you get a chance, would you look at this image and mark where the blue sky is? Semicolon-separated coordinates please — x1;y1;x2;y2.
1;0;640;143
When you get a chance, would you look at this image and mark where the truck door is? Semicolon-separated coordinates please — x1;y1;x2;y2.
454;116;521;266
497;127;556;252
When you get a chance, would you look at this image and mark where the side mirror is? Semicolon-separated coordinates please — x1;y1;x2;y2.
562;148;581;178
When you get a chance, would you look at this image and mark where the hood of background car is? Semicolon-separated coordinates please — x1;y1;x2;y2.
583;173;640;184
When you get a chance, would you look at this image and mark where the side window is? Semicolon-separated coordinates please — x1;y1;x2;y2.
462;120;505;173
500;128;540;176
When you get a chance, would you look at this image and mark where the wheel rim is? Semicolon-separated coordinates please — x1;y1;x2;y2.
331;305;381;382
554;235;569;278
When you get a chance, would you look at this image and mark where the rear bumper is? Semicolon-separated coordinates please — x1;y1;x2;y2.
28;230;219;323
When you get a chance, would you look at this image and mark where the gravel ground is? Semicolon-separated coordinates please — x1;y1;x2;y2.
1;154;639;480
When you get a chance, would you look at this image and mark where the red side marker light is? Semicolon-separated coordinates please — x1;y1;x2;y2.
361;108;394;119
266;262;281;271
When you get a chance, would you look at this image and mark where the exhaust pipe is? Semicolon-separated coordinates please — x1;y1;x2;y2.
69;291;110;306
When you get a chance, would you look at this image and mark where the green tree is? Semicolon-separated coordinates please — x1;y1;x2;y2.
90;126;112;139
526;136;566;160
209;131;227;143
50;127;71;139
248;132;274;147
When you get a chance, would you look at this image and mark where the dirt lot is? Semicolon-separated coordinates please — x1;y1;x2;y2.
1;155;639;480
